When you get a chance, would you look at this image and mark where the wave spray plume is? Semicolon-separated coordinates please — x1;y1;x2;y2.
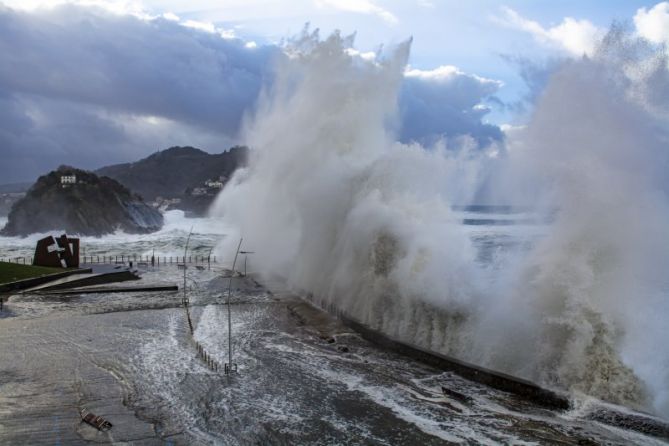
212;27;669;417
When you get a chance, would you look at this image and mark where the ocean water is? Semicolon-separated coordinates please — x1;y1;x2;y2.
1;208;666;444
0;206;537;273
0;210;231;262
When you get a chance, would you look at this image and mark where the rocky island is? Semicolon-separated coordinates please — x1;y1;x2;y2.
0;166;163;237
97;145;248;216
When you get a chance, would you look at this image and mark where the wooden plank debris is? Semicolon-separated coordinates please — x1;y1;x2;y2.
80;408;112;431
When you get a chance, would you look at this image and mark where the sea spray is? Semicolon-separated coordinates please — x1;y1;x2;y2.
211;27;669;417
486;27;669;415
212;27;485;341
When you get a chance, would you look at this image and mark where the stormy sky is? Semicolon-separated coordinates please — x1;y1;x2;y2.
0;1;667;183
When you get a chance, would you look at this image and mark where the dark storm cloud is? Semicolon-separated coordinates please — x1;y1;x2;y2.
399;67;503;146
0;4;276;134
498;54;563;116
0;3;503;183
0;4;276;182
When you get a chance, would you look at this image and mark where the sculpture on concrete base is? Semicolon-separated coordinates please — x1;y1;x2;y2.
33;234;80;268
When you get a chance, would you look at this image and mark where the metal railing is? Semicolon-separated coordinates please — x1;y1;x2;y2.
182;296;221;372
0;255;217;266
79;254;216;265
0;257;32;264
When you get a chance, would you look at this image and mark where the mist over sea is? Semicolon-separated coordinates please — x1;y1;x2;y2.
0;210;229;261
209;28;669;418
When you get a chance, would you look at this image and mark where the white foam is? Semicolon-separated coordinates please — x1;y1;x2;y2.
0;211;231;259
209;29;669;417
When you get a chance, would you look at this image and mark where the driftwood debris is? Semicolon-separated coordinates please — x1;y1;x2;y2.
80;408;112;431
441;386;472;404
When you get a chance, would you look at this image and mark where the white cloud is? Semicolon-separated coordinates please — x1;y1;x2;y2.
497;6;601;57
219;28;236;39
499;123;524;134
405;65;461;80
405;65;503;88
182;19;216;33
167;17;237;39
1;0;151;18
315;0;398;24
417;0;434;8
161;11;179;21
345;47;377;61
634;2;669;45
3;1;240;38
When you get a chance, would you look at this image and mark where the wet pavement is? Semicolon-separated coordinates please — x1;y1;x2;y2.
0;265;667;445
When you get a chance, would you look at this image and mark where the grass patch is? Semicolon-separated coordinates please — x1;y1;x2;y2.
0;261;69;285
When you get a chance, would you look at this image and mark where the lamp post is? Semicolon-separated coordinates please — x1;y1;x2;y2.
225;237;243;374
207;245;215;271
183;227;193;306
239;251;254;276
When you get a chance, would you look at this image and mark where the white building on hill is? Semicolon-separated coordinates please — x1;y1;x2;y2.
61;175;77;188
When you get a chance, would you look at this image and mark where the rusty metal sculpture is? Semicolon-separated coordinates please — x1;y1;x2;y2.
33;234;80;268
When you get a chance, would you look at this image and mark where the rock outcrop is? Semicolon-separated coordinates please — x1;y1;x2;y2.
97;145;248;202
1;166;163;237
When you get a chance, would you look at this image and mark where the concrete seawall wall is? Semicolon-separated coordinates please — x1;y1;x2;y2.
340;315;572;410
